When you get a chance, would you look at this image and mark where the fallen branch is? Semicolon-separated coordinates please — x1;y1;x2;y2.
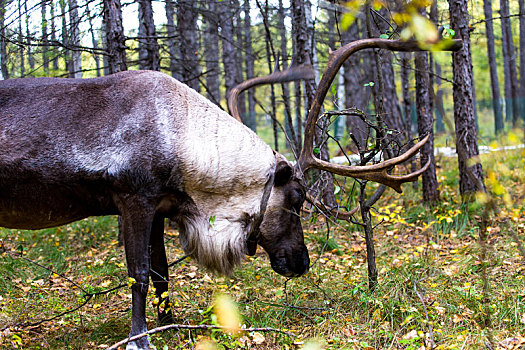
107;324;295;350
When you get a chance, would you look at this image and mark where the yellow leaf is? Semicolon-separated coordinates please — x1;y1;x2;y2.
100;280;112;288
195;339;217;350
452;314;462;323
410;13;439;44
214;293;241;335
251;332;266;345
127;277;136;287
303;339;324;350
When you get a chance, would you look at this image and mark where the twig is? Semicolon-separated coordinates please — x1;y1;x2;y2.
413;279;436;349
107;324;295;350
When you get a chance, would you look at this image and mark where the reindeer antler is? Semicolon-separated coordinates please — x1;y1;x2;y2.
296;38;462;193
227;38;462;193
227;65;315;122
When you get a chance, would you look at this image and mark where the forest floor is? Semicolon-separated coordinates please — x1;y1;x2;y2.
0;147;524;350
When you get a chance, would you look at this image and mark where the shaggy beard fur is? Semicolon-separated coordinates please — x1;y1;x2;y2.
177;213;247;275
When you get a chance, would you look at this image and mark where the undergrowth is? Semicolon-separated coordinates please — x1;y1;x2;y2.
0;148;524;349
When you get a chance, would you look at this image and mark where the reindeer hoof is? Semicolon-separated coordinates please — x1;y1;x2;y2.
158;310;175;326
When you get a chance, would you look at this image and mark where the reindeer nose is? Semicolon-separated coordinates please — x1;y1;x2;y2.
292;245;310;277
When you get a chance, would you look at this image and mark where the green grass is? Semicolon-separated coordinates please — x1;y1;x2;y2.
1;148;524;349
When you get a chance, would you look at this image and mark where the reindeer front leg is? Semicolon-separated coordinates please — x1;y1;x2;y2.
149;215;174;325
119;196;155;350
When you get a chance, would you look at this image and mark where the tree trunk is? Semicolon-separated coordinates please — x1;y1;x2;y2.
220;0;237;100
244;0;256;131
370;8;404;147
518;0;525;124
400;53;412;138
60;0;71;75
50;0;59;71
415;52;439;202
24;0;34;71
449;0;486;197
137;0;160;71
18;0;24;77
42;0;49;74
500;0;520;126
177;0;200;91
278;0;296;150
291;0;336;207
234;0;246;121
103;0;127;74
429;3;445;134
342;19;367;151
165;0;179;79
86;2;101;77
68;0;82;78
260;0;279;150
483;0;504;134
0;0;7;79
203;0;220;105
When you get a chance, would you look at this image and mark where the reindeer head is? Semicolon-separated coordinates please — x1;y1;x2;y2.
228;38;462;278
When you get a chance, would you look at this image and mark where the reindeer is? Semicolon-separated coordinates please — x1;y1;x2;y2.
0;38;459;349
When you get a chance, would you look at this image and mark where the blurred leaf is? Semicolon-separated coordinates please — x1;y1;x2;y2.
303;339;324;350
213;293;241;335
251;332;265;345
411;13;439;44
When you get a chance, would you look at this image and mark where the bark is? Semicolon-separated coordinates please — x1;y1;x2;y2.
360;188;377;291
449;0;486;197
24;0;34;71
327;4;344;140
291;0;336;207
103;0;127;74
60;0;70;75
278;0;296;149
165;0;179;79
137;0;160;71
370;7;404;147
68;0;82;78
342;19;367;151
519;0;525;123
86;2;101;77
259;0;279;150
233;0;245;120
500;0;520;126
400;52;412;137
42;0;49;74
0;0;7;79
18;0;24;77
415;52;439;202
483;0;504;134
220;0;237;101
50;0;59;71
429;3;445;134
244;0;256;131
233;0;248;119
400;52;419;190
203;0;220;105
177;0;200;91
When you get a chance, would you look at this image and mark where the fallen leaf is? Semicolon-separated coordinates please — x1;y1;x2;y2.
251;332;265;345
402;330;419;340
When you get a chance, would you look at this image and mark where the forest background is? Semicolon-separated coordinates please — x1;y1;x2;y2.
0;0;525;349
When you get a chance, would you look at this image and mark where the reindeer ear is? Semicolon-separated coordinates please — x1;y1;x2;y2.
274;160;293;187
